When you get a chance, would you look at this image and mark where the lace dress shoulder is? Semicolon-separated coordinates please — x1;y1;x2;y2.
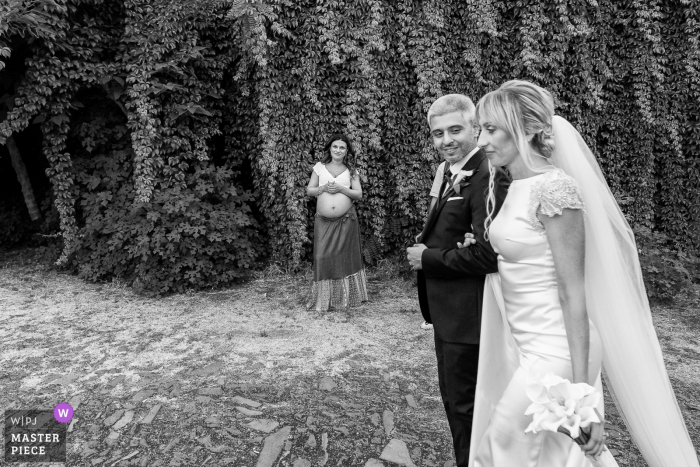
527;168;585;231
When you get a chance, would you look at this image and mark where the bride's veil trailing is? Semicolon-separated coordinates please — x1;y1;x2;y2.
469;115;698;467
550;115;697;465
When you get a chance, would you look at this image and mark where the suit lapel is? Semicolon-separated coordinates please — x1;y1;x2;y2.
421;176;448;239
421;150;487;240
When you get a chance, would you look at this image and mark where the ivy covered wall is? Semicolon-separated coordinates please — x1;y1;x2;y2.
237;0;700;269
1;0;698;292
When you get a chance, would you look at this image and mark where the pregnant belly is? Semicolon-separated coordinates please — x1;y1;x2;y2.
317;193;352;218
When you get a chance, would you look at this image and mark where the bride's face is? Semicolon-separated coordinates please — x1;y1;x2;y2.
477;117;520;167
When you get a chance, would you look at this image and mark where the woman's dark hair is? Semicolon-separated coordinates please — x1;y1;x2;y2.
320;133;357;177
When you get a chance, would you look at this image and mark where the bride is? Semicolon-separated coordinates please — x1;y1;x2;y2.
463;80;699;466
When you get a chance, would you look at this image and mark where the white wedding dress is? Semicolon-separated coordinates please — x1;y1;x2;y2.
469;116;699;467
472;169;613;466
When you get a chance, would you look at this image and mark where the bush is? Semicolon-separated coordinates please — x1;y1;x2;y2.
2;0;699;293
72;149;262;295
0;197;32;246
636;226;698;302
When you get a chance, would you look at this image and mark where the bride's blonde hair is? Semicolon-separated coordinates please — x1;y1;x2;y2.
477;80;556;238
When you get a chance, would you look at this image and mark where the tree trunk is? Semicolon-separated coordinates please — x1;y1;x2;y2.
6;135;41;221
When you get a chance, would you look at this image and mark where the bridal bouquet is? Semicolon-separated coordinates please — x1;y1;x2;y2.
524;372;600;444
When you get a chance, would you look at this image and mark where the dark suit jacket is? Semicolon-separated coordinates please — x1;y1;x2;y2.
418;149;509;344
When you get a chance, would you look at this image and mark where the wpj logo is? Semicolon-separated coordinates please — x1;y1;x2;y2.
4;405;69;463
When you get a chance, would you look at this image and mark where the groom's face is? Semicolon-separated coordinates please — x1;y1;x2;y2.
429;111;479;164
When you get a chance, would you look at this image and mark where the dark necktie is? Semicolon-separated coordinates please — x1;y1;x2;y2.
441;164;457;198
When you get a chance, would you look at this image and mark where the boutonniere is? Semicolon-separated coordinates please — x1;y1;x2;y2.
453;169;477;192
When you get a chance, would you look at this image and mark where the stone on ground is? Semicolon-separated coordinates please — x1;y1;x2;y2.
379;439;416;467
318;376;336;391
405;394;418;408
69;394;84;409
293;459;311;467
247;419;279;433
198;387;224;396
103;410;124;427
107;375;125;388
112;410;134;430
190;362;225;376
131;390;154;402
256;426;291;467
365;459;385;467
382;410;394;436
411;446;422;461
236;406;263;416
204;416;221;427
105;430;120;447
231;395;262;408
139;404;161;424
305;434;317;448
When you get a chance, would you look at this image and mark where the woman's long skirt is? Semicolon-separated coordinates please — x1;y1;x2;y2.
308;206;368;311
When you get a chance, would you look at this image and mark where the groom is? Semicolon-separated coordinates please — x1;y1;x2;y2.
407;94;508;466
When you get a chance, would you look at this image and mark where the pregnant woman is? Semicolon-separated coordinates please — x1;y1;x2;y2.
306;133;368;312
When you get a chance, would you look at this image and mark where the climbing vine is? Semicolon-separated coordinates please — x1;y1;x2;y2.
1;0;698;292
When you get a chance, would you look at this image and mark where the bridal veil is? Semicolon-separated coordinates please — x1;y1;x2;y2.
469;115;699;466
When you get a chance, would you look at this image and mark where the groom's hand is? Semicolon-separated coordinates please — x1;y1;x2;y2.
407;244;427;270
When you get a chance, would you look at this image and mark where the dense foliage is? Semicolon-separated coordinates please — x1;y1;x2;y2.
1;0;263;293
1;0;698;294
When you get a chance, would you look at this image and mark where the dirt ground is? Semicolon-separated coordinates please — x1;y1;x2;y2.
1;249;699;467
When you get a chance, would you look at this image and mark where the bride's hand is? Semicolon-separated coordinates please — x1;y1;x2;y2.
457;232;477;249
580;409;606;460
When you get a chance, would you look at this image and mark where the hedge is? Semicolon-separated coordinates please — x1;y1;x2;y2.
1;0;698;293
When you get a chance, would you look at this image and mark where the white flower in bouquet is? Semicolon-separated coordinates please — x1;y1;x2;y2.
524;372;601;441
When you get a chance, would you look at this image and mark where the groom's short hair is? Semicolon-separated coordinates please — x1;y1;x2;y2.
427;94;476;126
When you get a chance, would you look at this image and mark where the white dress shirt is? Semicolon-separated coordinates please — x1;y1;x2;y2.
429;147;481;198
